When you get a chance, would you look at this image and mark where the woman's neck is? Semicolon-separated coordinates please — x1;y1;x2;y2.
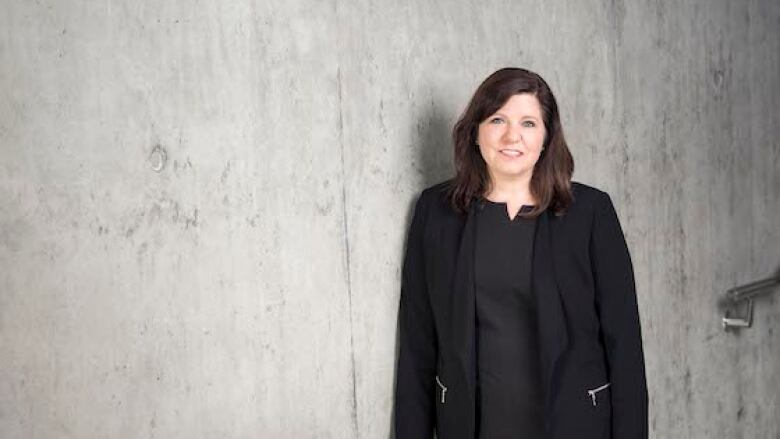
485;173;536;205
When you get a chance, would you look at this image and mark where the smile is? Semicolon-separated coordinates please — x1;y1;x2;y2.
499;149;523;158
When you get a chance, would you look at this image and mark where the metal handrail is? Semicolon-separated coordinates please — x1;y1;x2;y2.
722;274;780;330
724;275;780;302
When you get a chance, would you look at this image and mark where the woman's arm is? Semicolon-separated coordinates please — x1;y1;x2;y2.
394;190;437;438
590;191;649;438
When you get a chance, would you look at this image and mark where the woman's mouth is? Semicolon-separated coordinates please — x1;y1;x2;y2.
499;149;523;158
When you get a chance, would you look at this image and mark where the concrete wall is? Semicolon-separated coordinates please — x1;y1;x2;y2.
1;0;778;437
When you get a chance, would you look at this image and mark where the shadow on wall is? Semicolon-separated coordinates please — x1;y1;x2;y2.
417;99;457;190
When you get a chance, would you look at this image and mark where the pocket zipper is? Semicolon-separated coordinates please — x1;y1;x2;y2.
586;382;611;406
435;375;448;404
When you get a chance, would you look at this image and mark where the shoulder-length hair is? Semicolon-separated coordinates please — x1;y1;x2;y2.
446;67;574;217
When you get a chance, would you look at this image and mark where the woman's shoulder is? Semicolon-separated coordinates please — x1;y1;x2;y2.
421;178;454;198
406;179;458;222
411;178;453;207
571;181;623;214
571;181;609;203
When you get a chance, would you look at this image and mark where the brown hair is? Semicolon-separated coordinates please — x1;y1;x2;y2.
446;67;574;217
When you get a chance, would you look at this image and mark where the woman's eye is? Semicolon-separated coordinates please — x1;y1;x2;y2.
522;120;536;127
489;117;504;124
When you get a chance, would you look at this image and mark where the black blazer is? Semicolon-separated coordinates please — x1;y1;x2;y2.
394;179;648;439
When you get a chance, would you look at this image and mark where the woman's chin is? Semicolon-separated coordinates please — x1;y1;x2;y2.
491;165;531;179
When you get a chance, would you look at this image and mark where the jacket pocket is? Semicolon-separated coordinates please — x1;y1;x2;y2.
586;382;610;406
435;375;448;404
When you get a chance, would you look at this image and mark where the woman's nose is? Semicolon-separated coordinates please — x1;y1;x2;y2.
503;122;523;143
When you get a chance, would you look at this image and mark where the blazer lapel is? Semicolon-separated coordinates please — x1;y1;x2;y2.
447;201;478;438
532;209;569;416
450;201;478;392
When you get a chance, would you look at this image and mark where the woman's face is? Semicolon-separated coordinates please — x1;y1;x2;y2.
476;93;547;183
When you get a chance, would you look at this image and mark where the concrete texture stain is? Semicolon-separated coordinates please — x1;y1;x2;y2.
219;161;231;184
334;60;360;438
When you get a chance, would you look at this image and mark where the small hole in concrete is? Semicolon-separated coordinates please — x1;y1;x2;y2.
149;145;167;172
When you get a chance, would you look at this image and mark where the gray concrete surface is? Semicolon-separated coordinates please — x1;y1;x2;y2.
1;0;778;437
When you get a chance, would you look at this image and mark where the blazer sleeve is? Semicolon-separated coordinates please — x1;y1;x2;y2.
590;191;648;439
394;190;437;438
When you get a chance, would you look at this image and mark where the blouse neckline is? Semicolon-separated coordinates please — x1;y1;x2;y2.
480;199;536;223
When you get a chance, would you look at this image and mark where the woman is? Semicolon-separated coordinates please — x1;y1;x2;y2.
394;67;648;439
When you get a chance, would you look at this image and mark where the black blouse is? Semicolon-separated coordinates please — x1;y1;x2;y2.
474;199;544;438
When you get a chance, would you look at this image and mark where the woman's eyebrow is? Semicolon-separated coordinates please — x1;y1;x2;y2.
493;112;541;121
